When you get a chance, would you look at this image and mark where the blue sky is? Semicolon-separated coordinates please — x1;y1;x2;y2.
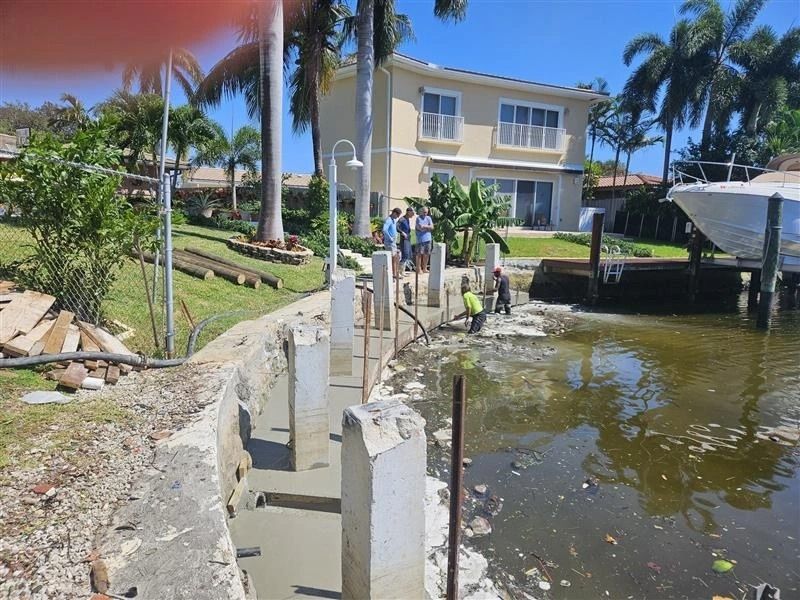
1;0;797;175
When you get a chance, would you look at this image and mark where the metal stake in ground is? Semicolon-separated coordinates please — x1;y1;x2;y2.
395;267;400;359
414;255;420;340
757;193;784;330
361;286;372;404
446;374;467;600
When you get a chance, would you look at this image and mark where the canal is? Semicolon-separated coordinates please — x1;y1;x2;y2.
388;294;800;599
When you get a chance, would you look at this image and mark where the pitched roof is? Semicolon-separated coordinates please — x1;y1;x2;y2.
595;173;662;190
284;173;313;188
337;53;608;102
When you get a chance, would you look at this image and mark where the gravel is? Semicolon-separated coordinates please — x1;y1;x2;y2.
0;364;216;599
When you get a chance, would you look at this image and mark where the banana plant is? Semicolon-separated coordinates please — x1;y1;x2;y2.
453;179;520;267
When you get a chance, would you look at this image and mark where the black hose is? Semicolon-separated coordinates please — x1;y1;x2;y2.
355;282;431;345
0;310;253;370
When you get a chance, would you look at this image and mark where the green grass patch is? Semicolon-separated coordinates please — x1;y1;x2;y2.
0;369;130;469
505;237;591;258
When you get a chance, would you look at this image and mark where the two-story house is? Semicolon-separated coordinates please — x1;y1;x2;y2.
320;53;607;231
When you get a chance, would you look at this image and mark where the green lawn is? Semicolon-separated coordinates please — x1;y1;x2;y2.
505;237;591;258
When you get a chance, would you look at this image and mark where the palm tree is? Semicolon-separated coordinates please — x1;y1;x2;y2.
194;124;261;212
166;105;220;191
623;19;708;184
48;93;92;136
122;48;205;98
731;26;800;135
577;78;613;175
287;0;352;176
597;101;628;200
97;91;164;174
680;0;765;151
765;109;800;158
621;123;663;189
350;0;451;237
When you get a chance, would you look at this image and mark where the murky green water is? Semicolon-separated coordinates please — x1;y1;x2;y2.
396;294;800;599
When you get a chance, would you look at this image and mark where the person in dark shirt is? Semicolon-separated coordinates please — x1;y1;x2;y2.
493;266;511;315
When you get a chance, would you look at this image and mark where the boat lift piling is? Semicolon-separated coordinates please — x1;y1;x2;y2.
757;193;784;330
587;212;605;305
687;228;705;304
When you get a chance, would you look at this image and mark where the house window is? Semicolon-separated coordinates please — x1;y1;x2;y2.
420;89;463;141
498;100;563;149
431;169;452;184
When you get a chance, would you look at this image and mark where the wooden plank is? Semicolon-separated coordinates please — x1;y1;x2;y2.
105;365;120;384
1;320;55;357
79;331;100;352
227;477;247;517
90;367;107;380
77;321;134;356
0;293;22;304
42;311;75;355
59;362;88;390
61;324;81;354
0;290;56;343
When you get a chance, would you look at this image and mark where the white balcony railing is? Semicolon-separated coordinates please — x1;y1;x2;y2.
496;122;565;151
418;112;464;142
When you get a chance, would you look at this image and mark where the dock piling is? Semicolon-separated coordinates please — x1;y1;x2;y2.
587;212;605;305
687;227;705;303
757;193;784;329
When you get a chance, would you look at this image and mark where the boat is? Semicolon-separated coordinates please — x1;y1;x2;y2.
667;154;800;267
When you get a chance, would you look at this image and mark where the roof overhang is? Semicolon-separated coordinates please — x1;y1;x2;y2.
335;54;608;103
429;153;583;174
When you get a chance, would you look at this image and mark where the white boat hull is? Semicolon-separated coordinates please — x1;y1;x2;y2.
670;181;800;267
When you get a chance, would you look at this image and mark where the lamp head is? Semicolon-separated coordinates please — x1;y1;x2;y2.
346;157;363;170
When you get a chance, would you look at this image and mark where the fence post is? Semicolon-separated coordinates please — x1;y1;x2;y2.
162;173;176;357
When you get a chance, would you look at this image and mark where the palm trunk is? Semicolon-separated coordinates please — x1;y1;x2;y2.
587;127;596;172
661;119;673;186
310;78;323;177
171;148;183;191
623;151;632;189
700;82;715;153
466;229;480;266
353;0;375;238
611;144;621;201
745;102;762;135
231;168;238;212
256;0;285;242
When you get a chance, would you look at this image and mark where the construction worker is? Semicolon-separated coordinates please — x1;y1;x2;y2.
493;266;512;315
455;283;487;334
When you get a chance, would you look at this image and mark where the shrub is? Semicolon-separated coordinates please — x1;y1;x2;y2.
0;124;157;320
283;208;311;234
553;232;654;257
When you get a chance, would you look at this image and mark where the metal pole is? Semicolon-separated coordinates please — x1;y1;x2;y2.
361;287;372;404
414;255;420;340
757;193;784;330
587;212;604;305
328;157;338;285
163;173;176;357
153;49;173;305
394;270;400;358
446;374;467;600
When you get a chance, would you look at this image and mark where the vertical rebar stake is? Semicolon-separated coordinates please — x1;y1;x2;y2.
378;264;385;375
446;374;467;600
361;286;372;405
394;267;400;358
414;255;420;340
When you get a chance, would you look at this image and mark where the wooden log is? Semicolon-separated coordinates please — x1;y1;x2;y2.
43;310;75;355
105;365;120;384
59;362;88;390
173;250;246;285
183;247;284;289
0;290;56;344
139;251;214;281
2;319;55;357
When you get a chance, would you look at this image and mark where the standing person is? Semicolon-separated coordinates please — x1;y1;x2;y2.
455;283;487;334
398;207;414;270
493;266;512;315
415;206;434;273
382;207;403;279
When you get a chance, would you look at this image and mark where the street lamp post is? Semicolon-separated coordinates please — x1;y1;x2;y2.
328;139;363;284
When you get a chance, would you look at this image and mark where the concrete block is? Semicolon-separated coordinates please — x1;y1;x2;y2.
427;242;446;307
330;269;355;376
288;325;330;471
341;400;427;600
371;251;394;331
